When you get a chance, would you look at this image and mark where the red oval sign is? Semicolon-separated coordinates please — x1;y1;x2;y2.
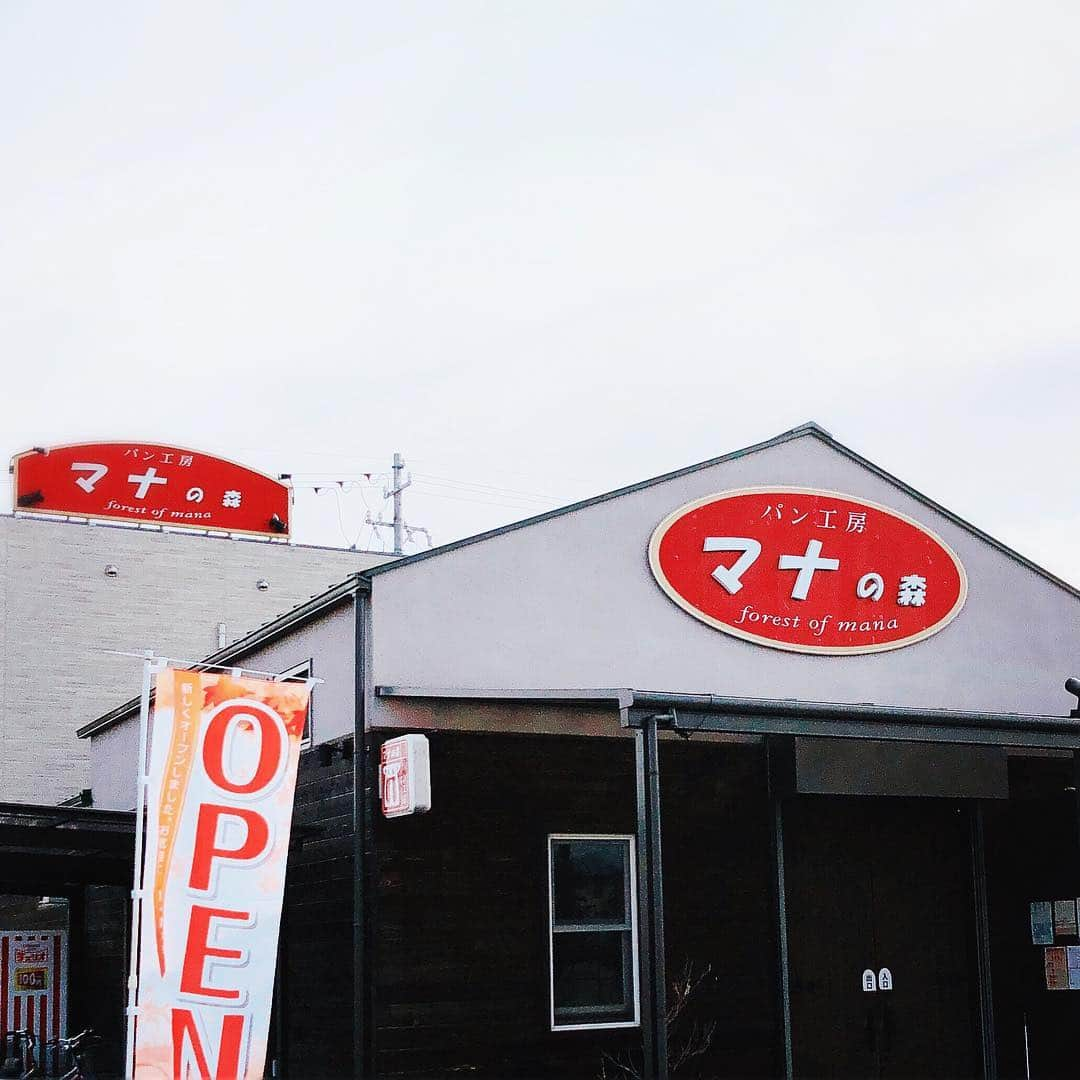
648;488;966;654
11;442;290;538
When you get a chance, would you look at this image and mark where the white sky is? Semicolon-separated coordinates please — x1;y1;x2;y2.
4;3;1080;581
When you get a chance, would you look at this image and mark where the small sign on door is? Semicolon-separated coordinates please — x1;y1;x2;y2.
862;969;877;992
878;967;893;991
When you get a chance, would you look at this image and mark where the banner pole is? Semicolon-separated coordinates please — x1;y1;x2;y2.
124;651;157;1080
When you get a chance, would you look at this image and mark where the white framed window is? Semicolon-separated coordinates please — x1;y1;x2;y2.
548;834;640;1031
278;660;314;749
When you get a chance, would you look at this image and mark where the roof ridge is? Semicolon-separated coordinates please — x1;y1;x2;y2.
360;420;1080;603
362;422;830;577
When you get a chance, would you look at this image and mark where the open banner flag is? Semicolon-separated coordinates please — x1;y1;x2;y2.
132;670;309;1079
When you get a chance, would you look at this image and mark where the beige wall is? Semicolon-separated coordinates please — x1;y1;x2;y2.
0;515;382;805
370;431;1080;720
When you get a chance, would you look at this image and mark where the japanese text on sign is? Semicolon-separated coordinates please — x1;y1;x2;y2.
649;487;967;655
11;443;289;537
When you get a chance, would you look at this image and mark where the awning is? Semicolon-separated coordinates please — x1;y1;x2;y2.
375;686;1080;749
0;803;134;890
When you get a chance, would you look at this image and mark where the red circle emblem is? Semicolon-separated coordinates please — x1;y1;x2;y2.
648;488;967;654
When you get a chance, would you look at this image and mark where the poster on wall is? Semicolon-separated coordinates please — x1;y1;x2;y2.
1053;899;1077;938
131;669;310;1079
0;932;67;1056
1045;947;1069;990
1031;901;1054;945
1068;947;1080;990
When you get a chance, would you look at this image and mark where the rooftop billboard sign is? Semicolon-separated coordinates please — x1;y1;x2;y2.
11;442;289;538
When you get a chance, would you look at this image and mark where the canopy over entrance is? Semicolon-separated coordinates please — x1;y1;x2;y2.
0;804;134;891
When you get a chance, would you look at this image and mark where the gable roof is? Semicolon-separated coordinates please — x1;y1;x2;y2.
361;421;1080;601
77;422;1080;742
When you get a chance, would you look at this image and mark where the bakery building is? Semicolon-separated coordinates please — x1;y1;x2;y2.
79;423;1080;1079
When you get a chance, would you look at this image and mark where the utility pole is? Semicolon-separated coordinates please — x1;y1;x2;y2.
282;453;428;555
391;452;406;556
371;453;420;555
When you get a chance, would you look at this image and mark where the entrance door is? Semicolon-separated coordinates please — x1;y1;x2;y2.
784;797;982;1079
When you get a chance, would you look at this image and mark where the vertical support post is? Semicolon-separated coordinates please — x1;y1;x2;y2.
766;738;794;1080
273;901;289;1077
353;591;376;1076
65;887;87;1066
970;803;997;1080
635;713;668;1080
391;453;404;556
1073;751;1080;872
123;651;156;1080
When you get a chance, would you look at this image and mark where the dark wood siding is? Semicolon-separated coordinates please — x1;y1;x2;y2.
372;731;779;1080
278;739;356;1079
984;755;1080;1079
661;739;780;1079
79;885;129;1078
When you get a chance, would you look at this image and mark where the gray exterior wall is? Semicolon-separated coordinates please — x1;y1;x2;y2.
370;431;1080;720
1;514;381;805
88;599;357;811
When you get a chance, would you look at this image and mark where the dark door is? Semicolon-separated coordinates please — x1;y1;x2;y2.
784;797;981;1080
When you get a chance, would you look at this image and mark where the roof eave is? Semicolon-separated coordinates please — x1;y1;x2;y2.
77;574;368;739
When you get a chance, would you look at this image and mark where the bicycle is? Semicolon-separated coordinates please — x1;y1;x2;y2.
46;1031;99;1080
0;1029;39;1080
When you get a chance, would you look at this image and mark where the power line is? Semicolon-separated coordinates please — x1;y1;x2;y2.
409;485;554;512
411;481;557;509
411;471;562;503
287;472;560;507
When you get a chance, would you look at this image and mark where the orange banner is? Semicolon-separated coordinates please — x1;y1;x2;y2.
152;671;201;975
133;669;309;1080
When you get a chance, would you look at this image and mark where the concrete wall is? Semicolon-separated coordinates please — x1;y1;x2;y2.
1;514;381;805
370;432;1080;719
88;599;357;810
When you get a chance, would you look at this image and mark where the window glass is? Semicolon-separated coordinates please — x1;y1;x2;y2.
549;836;638;1029
552;840;628;926
553;931;633;1014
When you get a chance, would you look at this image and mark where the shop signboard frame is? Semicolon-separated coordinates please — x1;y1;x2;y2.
648;486;967;655
11;442;290;538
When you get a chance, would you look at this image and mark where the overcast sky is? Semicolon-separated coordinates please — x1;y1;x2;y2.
4;3;1080;582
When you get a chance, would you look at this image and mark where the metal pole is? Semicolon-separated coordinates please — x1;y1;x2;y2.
392;453;404;556
635;714;668;1080
766;738;794;1080
353;591;376;1076
970;803;997;1080
1073;750;1080;866
273;901;289;1078
124;651;157;1080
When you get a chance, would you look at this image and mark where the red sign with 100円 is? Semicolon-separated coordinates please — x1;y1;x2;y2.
648;487;967;655
11;442;289;537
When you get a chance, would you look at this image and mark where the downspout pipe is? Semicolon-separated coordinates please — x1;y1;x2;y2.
353;586;376;1078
